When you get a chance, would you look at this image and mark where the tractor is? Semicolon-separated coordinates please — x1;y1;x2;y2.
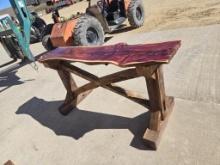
42;0;145;51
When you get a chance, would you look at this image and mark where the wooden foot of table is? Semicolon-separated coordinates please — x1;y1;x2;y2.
59;90;93;115
143;96;174;150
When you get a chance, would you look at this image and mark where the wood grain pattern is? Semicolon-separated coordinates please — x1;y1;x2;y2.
39;41;181;67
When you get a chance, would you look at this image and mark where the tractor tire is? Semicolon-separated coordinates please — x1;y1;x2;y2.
41;24;55;51
32;15;47;31
32;17;47;39
42;34;55;51
127;0;145;28
1;37;24;60
73;15;104;46
30;26;41;44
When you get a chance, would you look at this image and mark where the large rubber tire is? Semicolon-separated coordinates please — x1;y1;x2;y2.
33;17;47;36
0;37;24;60
42;34;55;51
73;15;105;46
30;26;41;44
32;17;47;31
41;24;55;51
127;0;145;28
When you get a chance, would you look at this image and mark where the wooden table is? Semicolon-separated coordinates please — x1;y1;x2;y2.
39;41;181;150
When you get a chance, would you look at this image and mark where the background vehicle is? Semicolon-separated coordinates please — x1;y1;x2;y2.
42;0;145;50
45;0;74;13
27;0;41;6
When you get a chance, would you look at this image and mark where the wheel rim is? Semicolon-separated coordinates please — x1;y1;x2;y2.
136;6;143;21
86;27;99;45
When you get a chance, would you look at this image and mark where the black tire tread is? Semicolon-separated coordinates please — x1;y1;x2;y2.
41;24;55;51
73;15;104;46
127;0;145;28
42;34;55;51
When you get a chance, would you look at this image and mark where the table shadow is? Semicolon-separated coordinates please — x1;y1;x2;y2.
16;97;153;150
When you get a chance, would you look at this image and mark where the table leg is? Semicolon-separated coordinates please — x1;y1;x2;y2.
57;68;92;115
57;69;78;115
143;65;174;150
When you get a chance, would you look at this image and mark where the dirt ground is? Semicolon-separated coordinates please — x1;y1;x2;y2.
42;0;220;34
140;0;220;32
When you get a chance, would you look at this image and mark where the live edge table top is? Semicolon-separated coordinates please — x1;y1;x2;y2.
38;41;181;67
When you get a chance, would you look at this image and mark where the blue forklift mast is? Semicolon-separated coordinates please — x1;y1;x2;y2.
0;0;35;62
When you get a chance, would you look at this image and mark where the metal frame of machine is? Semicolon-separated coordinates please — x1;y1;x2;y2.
0;0;46;62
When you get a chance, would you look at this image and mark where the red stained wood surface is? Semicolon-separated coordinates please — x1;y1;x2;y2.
39;41;181;67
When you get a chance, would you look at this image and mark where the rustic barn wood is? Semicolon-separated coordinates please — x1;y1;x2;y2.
39;41;181;150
